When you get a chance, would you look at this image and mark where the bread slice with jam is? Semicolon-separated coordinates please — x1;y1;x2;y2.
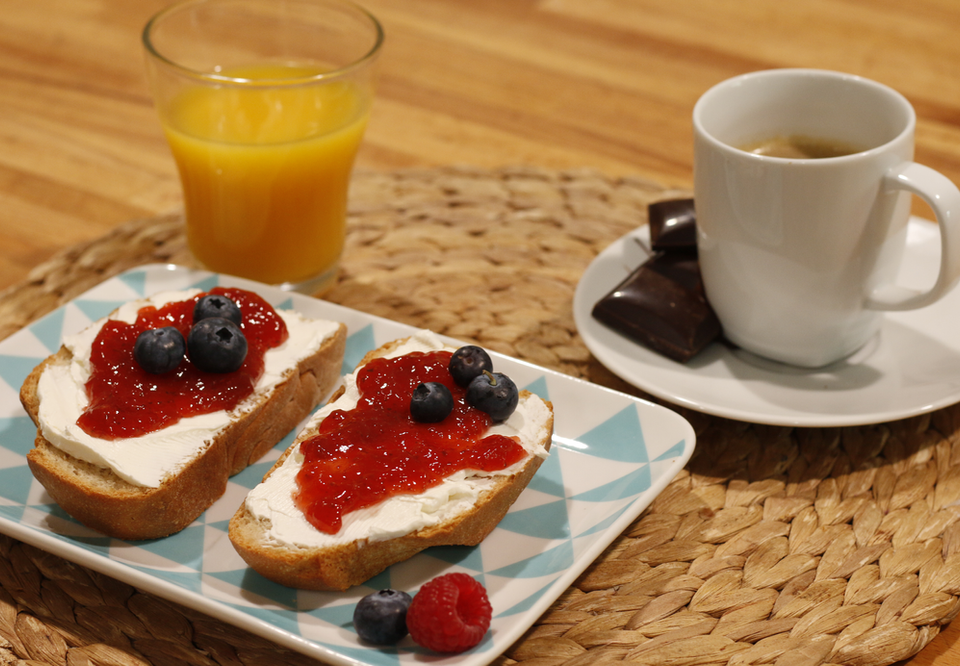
19;288;346;540
228;330;554;591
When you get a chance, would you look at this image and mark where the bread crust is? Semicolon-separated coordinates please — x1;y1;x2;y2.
228;337;554;591
19;314;347;541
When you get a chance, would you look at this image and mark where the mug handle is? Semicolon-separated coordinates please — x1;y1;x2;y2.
865;162;960;311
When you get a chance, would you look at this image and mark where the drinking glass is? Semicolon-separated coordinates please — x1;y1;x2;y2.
143;0;382;293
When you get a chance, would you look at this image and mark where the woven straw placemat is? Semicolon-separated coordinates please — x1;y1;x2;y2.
2;165;959;666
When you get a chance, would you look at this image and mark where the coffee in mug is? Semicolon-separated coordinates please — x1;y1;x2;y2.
693;68;960;367
738;134;865;160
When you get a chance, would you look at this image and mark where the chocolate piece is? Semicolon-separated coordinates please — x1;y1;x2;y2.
644;250;703;295
592;253;721;363
649;198;696;251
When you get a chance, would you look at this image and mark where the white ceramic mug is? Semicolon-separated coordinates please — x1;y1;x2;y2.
693;68;960;367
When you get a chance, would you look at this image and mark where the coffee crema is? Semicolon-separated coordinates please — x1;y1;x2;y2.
739;134;865;159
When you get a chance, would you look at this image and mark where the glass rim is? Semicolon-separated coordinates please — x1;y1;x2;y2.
141;0;384;86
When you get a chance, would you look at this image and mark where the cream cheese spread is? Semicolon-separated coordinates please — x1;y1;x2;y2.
35;289;341;488
244;329;552;549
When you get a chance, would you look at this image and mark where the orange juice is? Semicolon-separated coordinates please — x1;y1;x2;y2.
161;64;370;287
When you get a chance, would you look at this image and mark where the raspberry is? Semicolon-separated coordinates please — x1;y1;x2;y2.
406;573;492;653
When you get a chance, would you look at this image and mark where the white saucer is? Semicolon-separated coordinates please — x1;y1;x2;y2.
573;217;960;427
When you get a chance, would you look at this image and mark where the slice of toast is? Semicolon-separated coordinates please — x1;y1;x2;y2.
228;331;554;591
19;290;347;540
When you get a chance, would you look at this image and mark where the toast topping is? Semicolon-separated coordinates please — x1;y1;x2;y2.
78;287;287;440
294;349;527;534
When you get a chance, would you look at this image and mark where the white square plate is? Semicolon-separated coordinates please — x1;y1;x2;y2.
0;264;695;666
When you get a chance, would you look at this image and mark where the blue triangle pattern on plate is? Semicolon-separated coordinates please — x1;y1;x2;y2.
572;463;652;502
31;502;64;517
523;376;549;401
65;534;114;552
189;275;220;293
232;457;282;489
496;579;556;618
363;568;394;592
0;416;39;458
574;501;634;538
118;270;148;296
423;544;485;572
473;572;488;592
496;499;570;539
0;505;25;524
136;522;208;570
655;438;689;462
206;518;232;534
0;355;44;394
524;447;565;498
331;643;405;666
149;569;205;595
73;299;128;325
208;567;300;610
343;324;376;374
232;601;302;635
0;465;35;505
303;601;355;632
41;502;83;524
577;404;649;463
28;308;66;354
488;539;574;578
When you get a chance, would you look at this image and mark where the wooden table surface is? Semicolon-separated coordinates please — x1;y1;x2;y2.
2;0;960;664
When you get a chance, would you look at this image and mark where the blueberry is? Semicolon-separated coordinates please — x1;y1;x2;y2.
467;371;519;422
449;345;493;387
410;382;454;423
193;294;242;326
354;589;413;645
187;317;247;373
133;327;186;374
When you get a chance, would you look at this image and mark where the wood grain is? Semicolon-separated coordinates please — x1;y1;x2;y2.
3;0;959;294
2;1;960;664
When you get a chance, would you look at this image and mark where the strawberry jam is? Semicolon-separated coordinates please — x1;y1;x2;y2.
77;287;288;440
294;350;527;534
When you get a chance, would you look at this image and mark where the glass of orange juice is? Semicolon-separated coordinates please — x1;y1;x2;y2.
142;0;382;293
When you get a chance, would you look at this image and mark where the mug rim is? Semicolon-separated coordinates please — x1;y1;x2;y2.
142;0;384;86
692;68;916;163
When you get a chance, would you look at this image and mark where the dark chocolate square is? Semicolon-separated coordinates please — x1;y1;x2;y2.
648;198;697;251
592;254;720;363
